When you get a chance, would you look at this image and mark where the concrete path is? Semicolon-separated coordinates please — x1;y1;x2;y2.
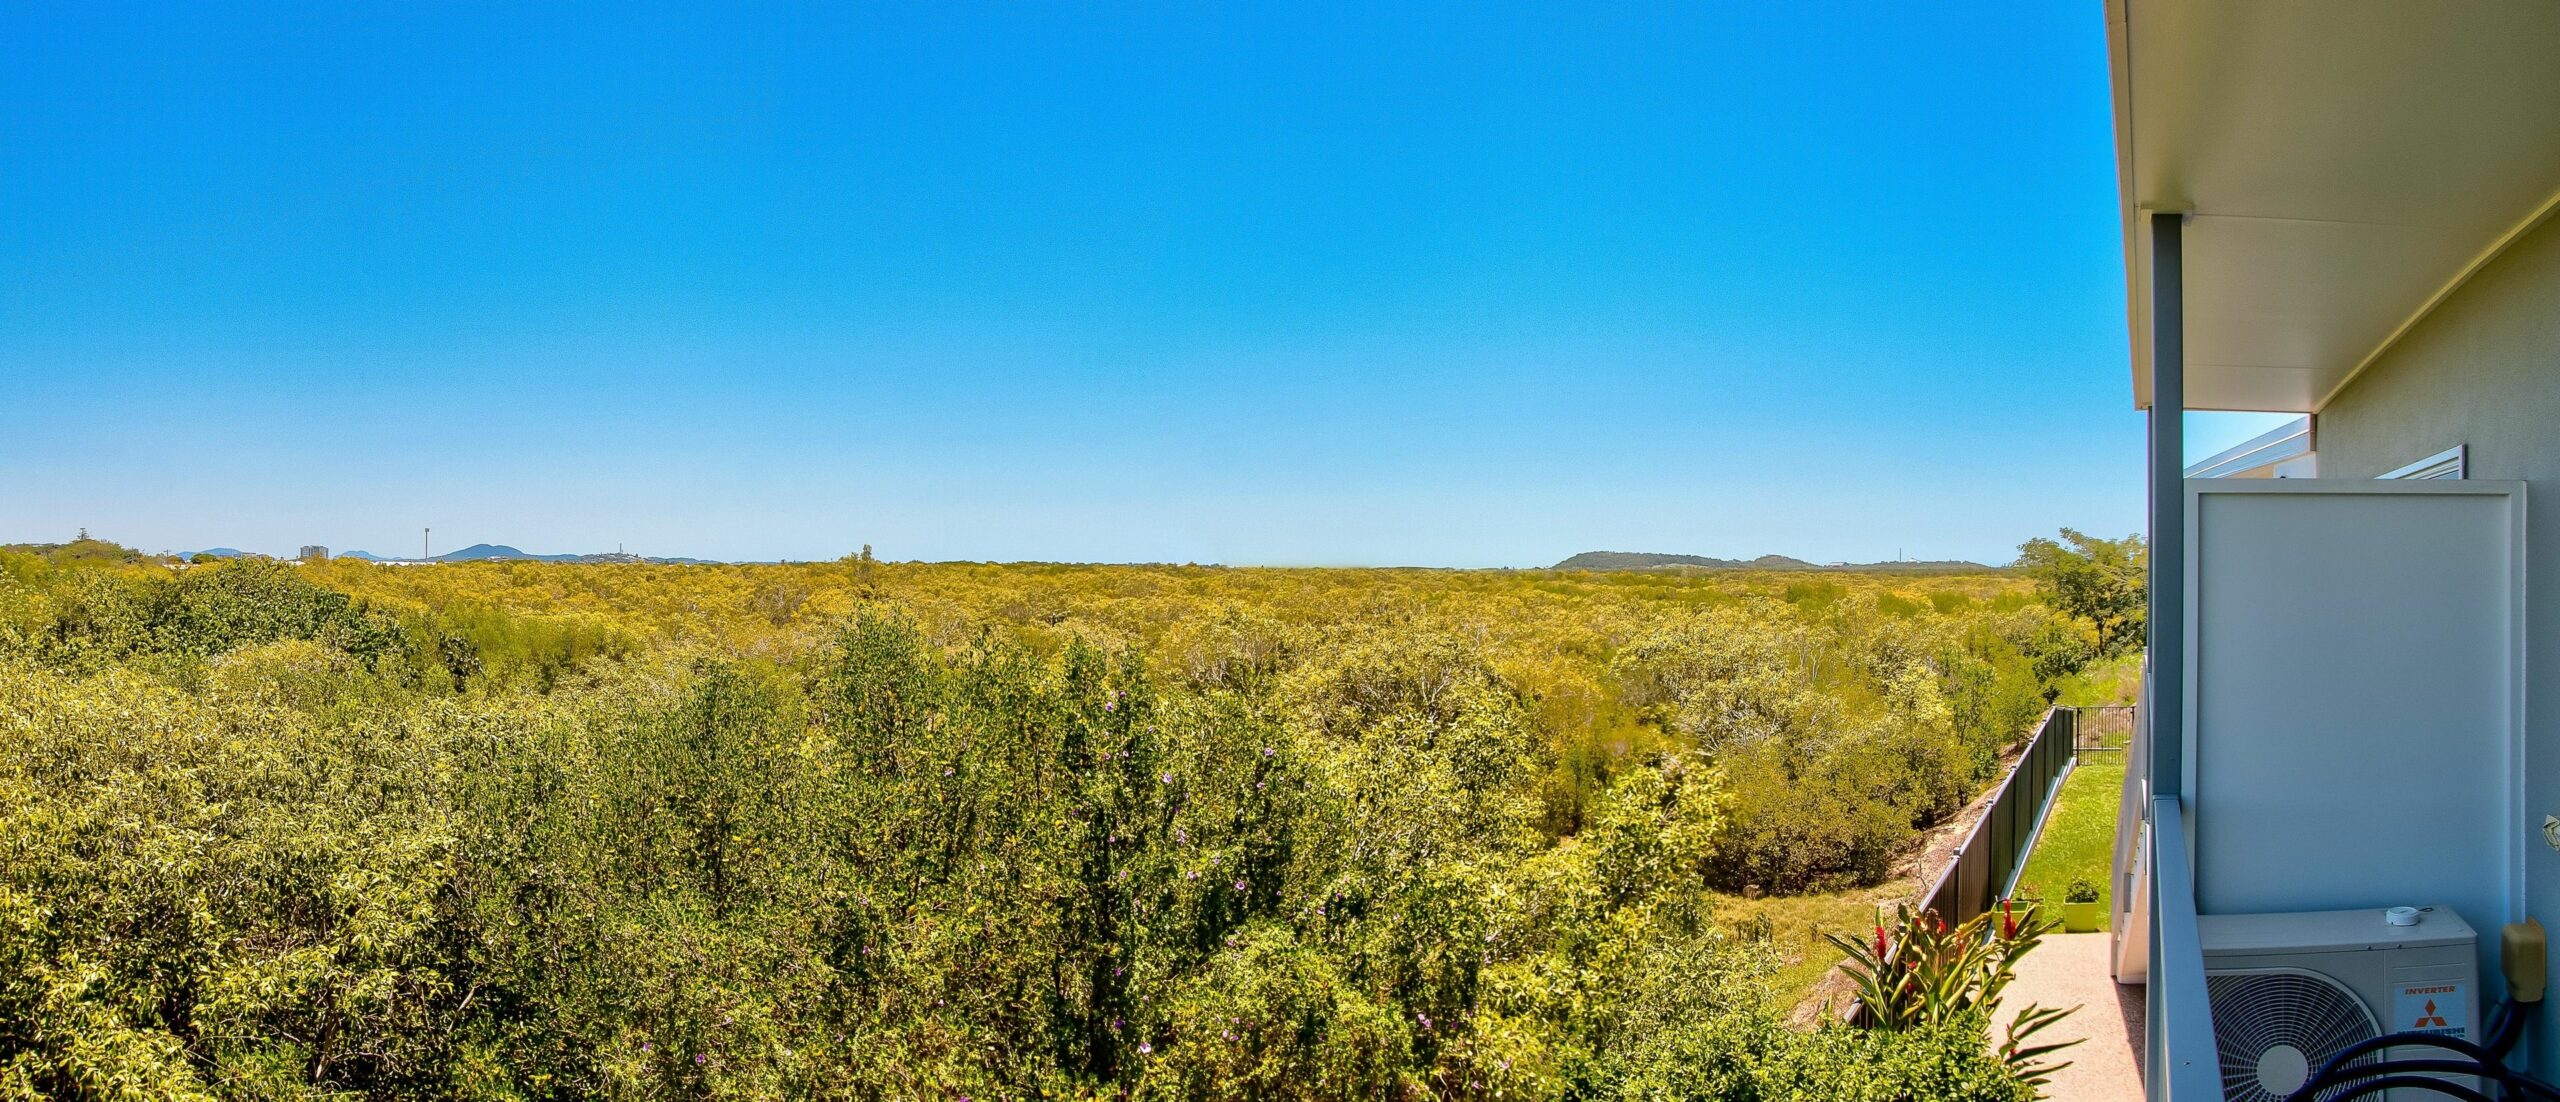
1999;932;2146;1102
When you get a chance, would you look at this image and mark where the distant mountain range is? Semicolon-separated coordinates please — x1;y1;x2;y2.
334;543;722;565
437;543;584;562
1551;550;1997;573
148;543;1984;572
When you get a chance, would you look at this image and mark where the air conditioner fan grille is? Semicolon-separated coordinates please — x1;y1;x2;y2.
2208;969;2380;1102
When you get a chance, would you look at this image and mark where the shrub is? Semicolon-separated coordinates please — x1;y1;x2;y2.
0;556;2081;1100
1603;1012;2038;1102
1706;745;1914;892
1825;903;2078;1089
1136;926;1413;1102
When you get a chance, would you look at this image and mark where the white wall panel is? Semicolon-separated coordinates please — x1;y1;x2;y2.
2187;481;2524;991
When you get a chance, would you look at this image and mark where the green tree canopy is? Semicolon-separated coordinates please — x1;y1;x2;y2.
2015;529;2146;656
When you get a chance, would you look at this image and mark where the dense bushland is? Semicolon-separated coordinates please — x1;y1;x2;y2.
0;544;2129;1100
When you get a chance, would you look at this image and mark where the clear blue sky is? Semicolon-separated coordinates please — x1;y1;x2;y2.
1;2;2253;566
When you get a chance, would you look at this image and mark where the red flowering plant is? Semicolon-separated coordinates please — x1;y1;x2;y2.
1824;901;2078;1089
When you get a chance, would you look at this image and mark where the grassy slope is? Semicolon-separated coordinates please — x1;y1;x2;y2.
1718;882;1918;1011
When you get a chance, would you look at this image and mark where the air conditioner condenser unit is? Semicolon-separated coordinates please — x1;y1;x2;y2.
2200;906;2479;1102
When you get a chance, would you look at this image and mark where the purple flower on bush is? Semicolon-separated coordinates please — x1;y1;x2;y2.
694;1054;706;1065
1233;879;1246;892
1138;1042;1152;1055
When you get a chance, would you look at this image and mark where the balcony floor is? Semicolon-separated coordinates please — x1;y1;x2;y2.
2000;932;2146;1102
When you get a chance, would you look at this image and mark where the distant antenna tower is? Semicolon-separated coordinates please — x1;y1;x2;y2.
424;527;431;560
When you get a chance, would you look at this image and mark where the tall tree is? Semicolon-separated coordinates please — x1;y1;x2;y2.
2015;529;2147;656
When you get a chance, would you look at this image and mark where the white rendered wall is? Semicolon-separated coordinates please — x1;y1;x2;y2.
2313;208;2560;1068
2186;481;2525;997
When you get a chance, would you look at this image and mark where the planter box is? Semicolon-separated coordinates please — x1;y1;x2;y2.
2062;900;2103;933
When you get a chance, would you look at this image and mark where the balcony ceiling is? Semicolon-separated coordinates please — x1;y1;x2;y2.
2112;0;2560;411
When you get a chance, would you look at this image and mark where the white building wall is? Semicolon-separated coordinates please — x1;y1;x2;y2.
2311;211;2560;1064
2186;482;2523;1007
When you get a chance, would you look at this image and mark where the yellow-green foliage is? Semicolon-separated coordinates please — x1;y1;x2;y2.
0;551;2069;1101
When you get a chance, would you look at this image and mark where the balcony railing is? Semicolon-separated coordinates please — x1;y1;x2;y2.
2113;661;2152;980
2122;655;2220;1101
2146;792;2221;1100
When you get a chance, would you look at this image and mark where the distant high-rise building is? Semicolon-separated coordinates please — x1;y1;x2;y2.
299;546;328;562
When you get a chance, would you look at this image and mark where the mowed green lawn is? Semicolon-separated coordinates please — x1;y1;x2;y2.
2015;740;2128;924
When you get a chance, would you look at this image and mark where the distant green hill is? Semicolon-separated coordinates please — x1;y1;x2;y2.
1553;551;1769;570
437;543;584;563
1552;550;1996;573
435;544;725;564
332;545;719;564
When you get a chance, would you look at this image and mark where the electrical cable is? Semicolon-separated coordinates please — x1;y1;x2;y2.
2288;1001;2560;1102
2312;1075;2496;1102
2493;1002;2531;1059
2292;1058;2560;1102
2313;1030;2503;1073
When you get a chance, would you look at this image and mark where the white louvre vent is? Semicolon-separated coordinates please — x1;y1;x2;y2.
2208;969;2378;1101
